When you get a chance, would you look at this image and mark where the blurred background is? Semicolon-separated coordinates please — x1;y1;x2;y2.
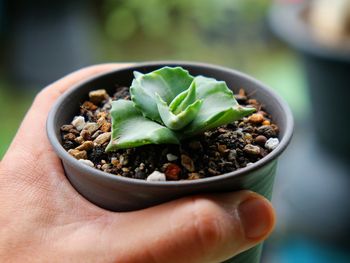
0;0;349;262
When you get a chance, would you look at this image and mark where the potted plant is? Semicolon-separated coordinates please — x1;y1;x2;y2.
269;1;350;158
47;62;293;263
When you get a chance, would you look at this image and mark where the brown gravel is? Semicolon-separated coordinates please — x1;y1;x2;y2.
60;86;280;181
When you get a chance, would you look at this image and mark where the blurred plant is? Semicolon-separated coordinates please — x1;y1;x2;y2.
106;66;254;151
103;0;271;42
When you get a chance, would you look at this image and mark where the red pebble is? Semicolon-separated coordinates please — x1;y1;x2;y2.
165;164;181;180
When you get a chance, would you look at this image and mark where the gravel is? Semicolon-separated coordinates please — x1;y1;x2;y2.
60;87;280;181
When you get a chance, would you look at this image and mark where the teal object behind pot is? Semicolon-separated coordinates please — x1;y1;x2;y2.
47;62;293;263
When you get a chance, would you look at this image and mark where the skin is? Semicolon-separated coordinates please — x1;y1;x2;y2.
0;64;276;263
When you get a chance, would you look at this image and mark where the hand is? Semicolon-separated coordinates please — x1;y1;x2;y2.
0;64;275;263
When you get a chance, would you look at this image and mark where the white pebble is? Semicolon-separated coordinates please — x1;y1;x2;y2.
265;138;280;150
146;171;166;182
166;153;178;161
71;116;85;131
78;159;94;167
83;122;99;134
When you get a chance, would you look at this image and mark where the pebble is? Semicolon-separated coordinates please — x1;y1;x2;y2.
139;163;145;170
271;124;279;133
97;112;107;119
68;149;87;160
262;120;271;126
102;98;112;111
227;150;237;161
80;129;91;140
89;89;108;104
68;128;80;136
74;136;85;144
165;163;181;180
255;135;267;146
188;173;201;180
243;144;261;155
244;133;253;144
208;168;220;175
102;164;110;171
91;130;103;139
94;132;111;146
111;157;120;167
119;155;128;165
218;128;228;133
265;138;279;150
75;141;94;151
71;116;85;131
217;144;227;154
61;124;74;132
83;122;100;134
63;141;75;150
63;133;76;141
78;159;94;167
257;125;276;137
100;122;111;132
248;113;264;124
82;101;97;111
181;154;195;172
122;167;129;173
166;153;178;161
97;116;106;125
146;171;166;182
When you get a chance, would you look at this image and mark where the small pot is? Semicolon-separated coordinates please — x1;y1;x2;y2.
269;3;350;159
47;61;293;263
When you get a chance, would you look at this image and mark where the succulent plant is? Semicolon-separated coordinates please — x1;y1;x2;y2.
106;67;255;151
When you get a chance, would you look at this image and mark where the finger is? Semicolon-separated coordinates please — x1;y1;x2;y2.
4;63;131;157
107;191;276;263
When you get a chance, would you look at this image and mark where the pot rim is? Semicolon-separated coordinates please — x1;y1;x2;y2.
269;3;350;62
47;61;294;188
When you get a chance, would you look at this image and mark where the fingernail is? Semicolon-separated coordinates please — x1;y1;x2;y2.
238;197;274;239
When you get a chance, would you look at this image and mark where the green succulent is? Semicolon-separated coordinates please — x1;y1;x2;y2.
106;67;255;151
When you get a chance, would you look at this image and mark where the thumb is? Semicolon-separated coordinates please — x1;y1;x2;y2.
111;190;275;263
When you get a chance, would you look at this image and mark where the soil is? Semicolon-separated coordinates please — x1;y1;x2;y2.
60;86;280;181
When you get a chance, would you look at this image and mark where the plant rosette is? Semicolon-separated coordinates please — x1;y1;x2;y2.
47;62;293;263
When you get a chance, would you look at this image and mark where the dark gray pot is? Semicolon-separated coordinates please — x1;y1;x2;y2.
269;4;350;159
47;62;293;263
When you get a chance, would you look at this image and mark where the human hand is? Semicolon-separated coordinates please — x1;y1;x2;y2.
0;64;275;263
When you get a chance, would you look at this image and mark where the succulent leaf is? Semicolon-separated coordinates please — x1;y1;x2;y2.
169;81;197;114
179;76;255;137
130;67;194;122
156;93;203;130
106;100;179;151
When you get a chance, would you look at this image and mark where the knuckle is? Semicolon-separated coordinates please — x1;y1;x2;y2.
186;197;227;249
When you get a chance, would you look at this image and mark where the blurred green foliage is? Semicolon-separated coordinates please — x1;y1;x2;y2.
0;81;34;158
103;0;270;41
100;0;272;61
